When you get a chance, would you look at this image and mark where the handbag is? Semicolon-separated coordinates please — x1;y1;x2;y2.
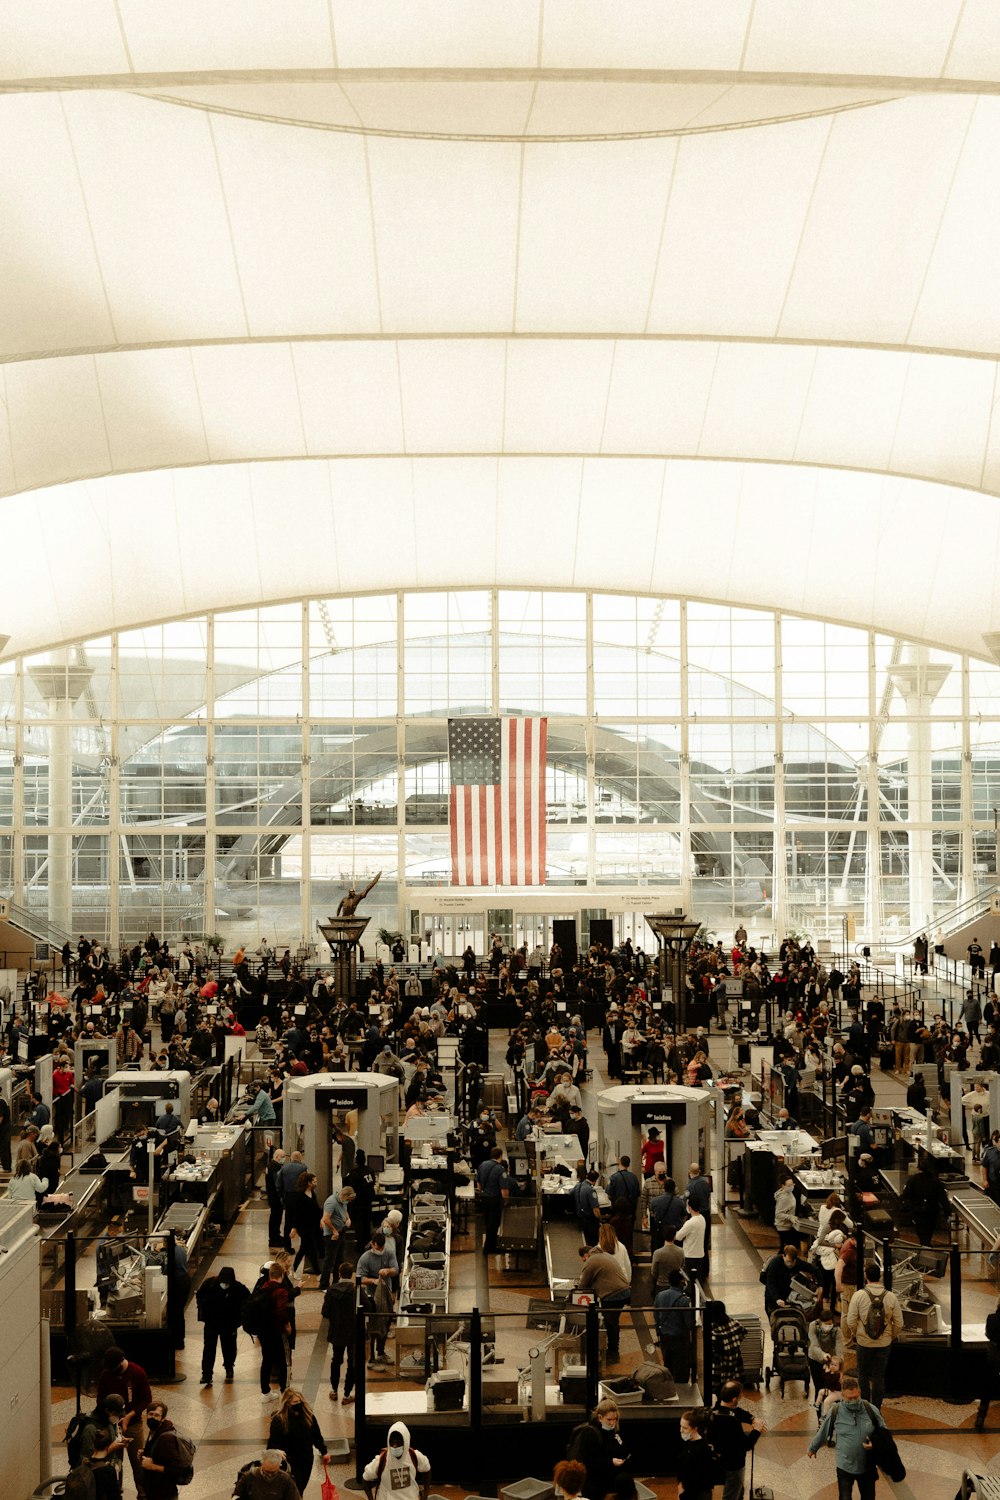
321;1474;339;1500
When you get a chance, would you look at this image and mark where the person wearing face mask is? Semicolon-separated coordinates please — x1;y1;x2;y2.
140;1401;184;1500
677;1408;720;1500
567;1398;634;1500
807;1373;887;1500
362;1421;431;1500
807;1308;845;1402
196;1264;250;1386
267;1388;329;1496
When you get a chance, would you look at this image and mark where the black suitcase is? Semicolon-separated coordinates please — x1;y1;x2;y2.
879;1045;894;1073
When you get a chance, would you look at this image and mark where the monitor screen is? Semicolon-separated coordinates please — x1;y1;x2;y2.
120;1098;157;1134
820;1135;848;1158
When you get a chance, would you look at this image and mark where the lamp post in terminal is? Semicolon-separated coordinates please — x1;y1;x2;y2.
645;912;700;1035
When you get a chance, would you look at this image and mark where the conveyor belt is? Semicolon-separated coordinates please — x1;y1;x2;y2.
544;1220;585;1298
948;1185;1000;1245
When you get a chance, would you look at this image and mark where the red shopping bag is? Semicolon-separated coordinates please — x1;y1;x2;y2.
321;1474;339;1500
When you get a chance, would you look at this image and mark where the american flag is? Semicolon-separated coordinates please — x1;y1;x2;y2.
448;717;547;886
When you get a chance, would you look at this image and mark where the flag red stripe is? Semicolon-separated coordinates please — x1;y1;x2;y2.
507;717;518;886
464;786;474;886
449;788;459;884
537;716;547;883
493;782;503;889
479;783;489;886
524;711;530;876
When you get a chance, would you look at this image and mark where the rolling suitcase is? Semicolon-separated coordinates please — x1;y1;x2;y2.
750;1441;773;1500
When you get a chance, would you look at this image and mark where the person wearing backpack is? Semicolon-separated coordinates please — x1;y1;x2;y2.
361;1420;431;1500
845;1261;903;1409
140;1400;188;1499
807;1372;887;1500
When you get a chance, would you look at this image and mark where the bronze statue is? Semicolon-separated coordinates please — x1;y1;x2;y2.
336;869;382;917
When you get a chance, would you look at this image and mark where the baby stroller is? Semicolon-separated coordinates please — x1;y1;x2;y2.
764;1305;810;1397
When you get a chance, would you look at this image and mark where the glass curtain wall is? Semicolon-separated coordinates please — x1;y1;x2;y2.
6;591;1000;952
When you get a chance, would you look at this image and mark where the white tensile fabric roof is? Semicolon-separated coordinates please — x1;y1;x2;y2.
4;2;1000;660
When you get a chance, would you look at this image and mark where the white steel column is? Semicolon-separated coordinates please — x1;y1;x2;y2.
888;646;951;934
28;655;93;935
679;601;692;912
202;617;216;939
301;601;312;949
771;613;786;943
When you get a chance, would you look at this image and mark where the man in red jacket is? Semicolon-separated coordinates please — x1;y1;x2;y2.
97;1345;153;1498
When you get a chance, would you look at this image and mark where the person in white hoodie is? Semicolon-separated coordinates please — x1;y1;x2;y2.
362;1422;431;1500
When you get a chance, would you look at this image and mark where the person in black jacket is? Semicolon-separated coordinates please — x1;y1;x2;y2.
677;1407;720;1500
763;1245;798;1315
975;1296;1000;1428
568;1398;635;1500
288;1173;324;1277
322;1260;357;1404
344;1150;376;1250
267;1388;329;1496
197;1265;250;1385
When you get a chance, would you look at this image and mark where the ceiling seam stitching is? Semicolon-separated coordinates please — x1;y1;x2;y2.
327;77;383;332
648;462;668;595
738;0;758;72
903;94;979;346
56;95;119;346
672;82;736;132
4;449;1000;499
326;0;339;69
1;367;16;491
694;344;723;457
287;343;310;455
90;355;115;475
186;347;212;462
790;345;821;462
407;456;419;584
773;110;838;339
501;338;510;456
326;462;342;593
130;85;897;140
643;137;681;335
571;457;586;589
360;134;384;333
204;112;252;338
597;342;618;454
7;66;985;89
110;0;135;72
394;343;407;454
11;332;1000;363
511;141;527;334
978;360;1000;490
941;0;969;79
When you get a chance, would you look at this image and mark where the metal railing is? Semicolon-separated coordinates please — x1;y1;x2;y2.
2;896;72;951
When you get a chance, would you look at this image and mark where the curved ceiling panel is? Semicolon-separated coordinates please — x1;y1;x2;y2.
2;457;997;663
1;339;997;500
3;89;1000;360
2;2;1000;87
133;80;902;141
